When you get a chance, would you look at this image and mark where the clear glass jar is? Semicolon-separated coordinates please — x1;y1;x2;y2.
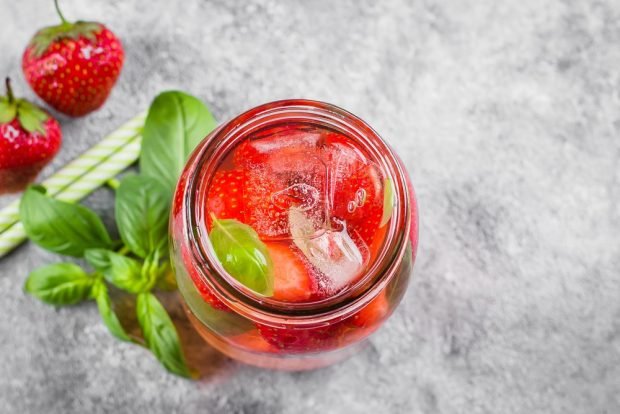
170;100;418;370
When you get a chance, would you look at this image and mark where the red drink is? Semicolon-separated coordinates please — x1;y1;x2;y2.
170;100;418;370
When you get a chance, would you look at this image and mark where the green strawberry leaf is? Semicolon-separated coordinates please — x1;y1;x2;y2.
25;263;94;305
136;292;191;378
93;280;132;342
16;101;47;134
115;175;171;258
380;177;395;227
0;98;17;123
209;217;274;296
30;21;103;57
20;186;114;257
139;91;217;193
85;249;156;294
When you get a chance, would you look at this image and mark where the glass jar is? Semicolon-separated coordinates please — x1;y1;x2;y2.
170;100;418;370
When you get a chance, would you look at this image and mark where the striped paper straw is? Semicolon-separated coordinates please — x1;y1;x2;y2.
0;112;146;258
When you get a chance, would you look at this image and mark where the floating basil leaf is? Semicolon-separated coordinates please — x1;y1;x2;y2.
380;177;395;227
209;217;274;296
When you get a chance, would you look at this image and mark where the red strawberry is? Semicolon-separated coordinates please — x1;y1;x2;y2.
22;1;124;117
180;244;230;312
265;242;317;302
0;78;61;194
206;169;246;228
323;134;384;247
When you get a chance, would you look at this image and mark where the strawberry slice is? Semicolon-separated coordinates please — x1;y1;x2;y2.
180;245;230;312
206;169;246;228
266;242;316;302
322;134;384;247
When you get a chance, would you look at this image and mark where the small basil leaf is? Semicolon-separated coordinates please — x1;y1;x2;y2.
115;175;171;258
139;91;217;192
380;177;395;227
85;249;151;294
136;292;191;378
25;263;94;305
94;280;132;342
209;217;274;296
20;186;113;257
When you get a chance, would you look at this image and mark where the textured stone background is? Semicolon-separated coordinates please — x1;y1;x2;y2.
1;0;620;413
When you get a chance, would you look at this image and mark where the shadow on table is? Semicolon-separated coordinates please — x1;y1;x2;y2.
112;289;230;381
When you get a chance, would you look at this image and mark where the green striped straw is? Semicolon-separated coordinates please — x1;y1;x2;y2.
0;112;146;258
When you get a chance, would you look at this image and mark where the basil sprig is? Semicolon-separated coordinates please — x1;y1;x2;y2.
19;91;218;378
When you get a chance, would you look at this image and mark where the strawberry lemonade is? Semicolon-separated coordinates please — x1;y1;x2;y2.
170;100;418;370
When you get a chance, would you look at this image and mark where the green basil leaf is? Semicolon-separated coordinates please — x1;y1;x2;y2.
115;175;171;258
139;91;217;192
20;186;113;257
25;263;94;305
93;280;131;342
209;217;274;296
85;248;153;294
136;292;191;377
380;177;395;227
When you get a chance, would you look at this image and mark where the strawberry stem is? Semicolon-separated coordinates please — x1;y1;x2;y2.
54;0;68;24
5;78;14;104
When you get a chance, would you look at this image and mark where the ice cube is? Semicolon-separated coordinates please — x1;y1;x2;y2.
289;209;366;292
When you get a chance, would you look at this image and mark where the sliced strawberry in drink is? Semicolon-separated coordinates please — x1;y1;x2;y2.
266;242;317;302
180;245;230;312
322;134;384;247
206;169;246;228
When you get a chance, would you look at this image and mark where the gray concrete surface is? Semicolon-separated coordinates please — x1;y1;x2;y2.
1;0;620;413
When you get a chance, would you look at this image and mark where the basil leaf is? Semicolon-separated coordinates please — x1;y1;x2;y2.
380;177;395;227
139;91;217;192
209;218;274;296
136;292;191;377
93;280;131;342
115;175;171;258
25;263;94;305
20;186;113;257
85;248;153;294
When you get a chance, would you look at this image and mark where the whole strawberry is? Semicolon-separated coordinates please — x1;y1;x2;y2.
22;0;124;117
0;78;62;194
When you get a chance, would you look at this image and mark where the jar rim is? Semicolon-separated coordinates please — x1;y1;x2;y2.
181;99;415;326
